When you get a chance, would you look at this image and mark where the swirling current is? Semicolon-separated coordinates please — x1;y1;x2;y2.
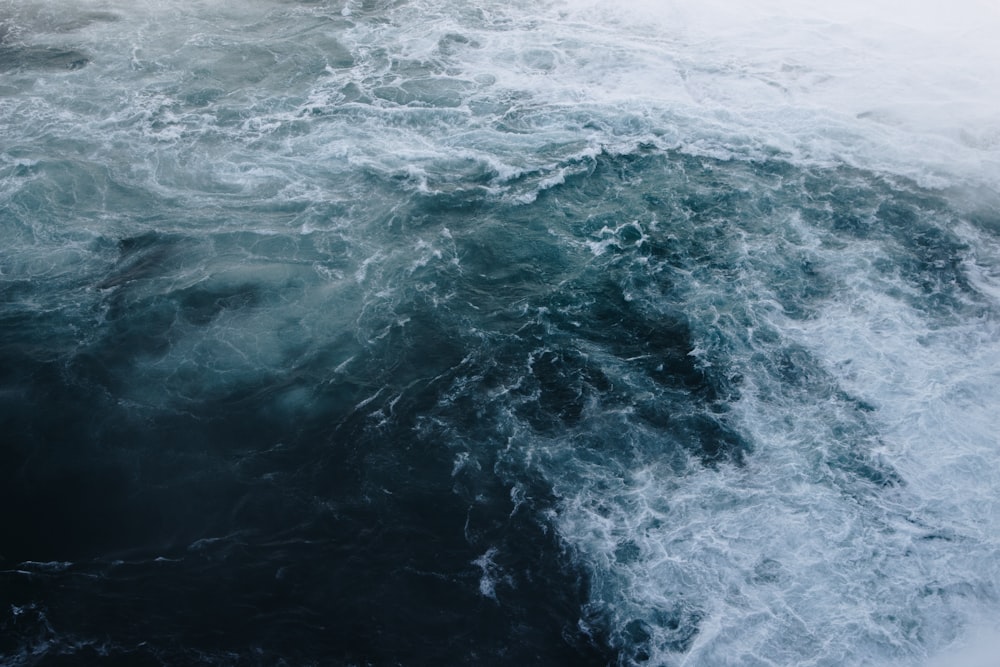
3;1;1000;665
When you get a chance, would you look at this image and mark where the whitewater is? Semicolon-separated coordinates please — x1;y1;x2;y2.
2;0;1000;665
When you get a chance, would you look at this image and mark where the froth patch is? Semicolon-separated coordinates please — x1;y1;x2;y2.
924;626;1000;667
553;0;1000;187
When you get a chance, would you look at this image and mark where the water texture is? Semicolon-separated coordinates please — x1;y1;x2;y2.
3;1;1000;665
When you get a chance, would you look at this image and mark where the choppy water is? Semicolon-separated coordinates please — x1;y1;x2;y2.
3;1;1000;665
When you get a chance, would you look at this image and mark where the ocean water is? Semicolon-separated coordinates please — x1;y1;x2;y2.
3;1;1000;665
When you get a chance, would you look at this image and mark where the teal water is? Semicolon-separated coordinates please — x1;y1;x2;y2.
3;1;1000;665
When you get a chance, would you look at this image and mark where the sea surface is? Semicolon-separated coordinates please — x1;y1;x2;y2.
3;1;1000;665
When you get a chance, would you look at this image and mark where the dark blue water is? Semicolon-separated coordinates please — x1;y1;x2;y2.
3;1;1000;665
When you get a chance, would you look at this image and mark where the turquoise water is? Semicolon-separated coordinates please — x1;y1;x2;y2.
3;1;1000;665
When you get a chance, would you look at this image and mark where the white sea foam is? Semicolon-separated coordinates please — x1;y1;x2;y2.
523;263;1000;665
8;0;996;212
552;0;1000;185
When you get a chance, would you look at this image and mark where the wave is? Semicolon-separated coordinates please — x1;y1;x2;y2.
3;1;1000;665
